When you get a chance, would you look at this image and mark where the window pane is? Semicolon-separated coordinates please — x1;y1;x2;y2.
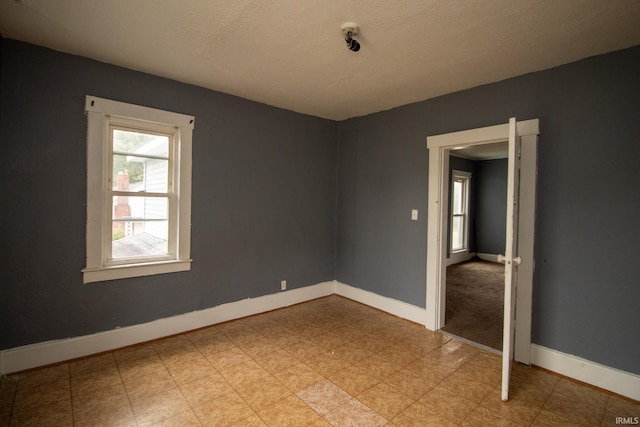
452;215;464;251
113;154;168;193
113;130;169;157
111;196;168;259
453;180;463;214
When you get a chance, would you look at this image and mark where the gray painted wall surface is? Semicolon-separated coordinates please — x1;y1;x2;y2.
2;38;639;377
475;159;507;255
336;46;640;375
0;40;338;349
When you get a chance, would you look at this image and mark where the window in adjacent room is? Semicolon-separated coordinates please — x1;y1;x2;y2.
83;96;194;283
451;170;471;253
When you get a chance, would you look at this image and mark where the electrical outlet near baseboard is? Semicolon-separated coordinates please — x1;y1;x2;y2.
281;280;286;291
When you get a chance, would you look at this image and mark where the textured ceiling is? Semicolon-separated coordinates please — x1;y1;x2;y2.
1;0;639;120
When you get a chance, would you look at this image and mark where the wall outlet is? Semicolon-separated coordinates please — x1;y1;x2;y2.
281;280;286;291
411;209;418;220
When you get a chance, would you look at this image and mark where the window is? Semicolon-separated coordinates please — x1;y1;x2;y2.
451;170;471;253
83;96;194;283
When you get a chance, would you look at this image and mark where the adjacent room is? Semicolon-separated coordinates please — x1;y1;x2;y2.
1;1;639;425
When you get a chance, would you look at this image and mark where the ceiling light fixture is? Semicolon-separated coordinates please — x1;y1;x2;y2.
341;22;360;52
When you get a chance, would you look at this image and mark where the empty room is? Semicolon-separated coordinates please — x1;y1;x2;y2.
1;1;639;426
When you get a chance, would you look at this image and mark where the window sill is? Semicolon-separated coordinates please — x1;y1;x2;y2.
82;259;192;284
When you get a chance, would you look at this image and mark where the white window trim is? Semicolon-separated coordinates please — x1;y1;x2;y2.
83;96;194;283
450;170;471;254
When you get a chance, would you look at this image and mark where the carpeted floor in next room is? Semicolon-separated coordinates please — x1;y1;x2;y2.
442;258;505;351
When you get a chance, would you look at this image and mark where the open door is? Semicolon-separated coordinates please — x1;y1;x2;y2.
501;117;521;401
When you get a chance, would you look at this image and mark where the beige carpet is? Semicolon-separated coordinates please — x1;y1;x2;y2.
441;258;504;350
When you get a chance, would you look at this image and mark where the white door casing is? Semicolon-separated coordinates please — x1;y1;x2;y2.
425;119;539;366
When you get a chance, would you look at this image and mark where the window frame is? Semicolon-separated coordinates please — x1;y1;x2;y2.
450;169;471;253
83;96;194;283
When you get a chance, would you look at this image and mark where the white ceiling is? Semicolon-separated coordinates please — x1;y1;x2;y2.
1;0;639;120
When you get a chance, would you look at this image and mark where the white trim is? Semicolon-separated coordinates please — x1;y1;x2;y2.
425;119;538;366
335;282;427;325
476;253;501;263
531;344;640;401
0;281;335;375
83;95;194;284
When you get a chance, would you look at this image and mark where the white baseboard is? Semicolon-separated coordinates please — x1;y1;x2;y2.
335;281;427;325
531;344;640;401
0;281;335;375
476;253;501;263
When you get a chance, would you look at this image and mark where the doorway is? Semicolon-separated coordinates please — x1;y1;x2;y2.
442;144;509;351
425;119;538;365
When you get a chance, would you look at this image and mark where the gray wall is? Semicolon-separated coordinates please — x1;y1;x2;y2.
336;46;640;375
475;158;507;255
0;39;338;349
2;37;639;377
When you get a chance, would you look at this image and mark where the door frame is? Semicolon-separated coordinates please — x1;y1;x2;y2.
425;119;538;364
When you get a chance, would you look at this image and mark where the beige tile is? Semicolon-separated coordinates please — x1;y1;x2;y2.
479;386;544;426
9;399;74;426
532;408;589;426
12;377;70;414
193;389;255;427
304;352;351;377
179;372;235;408
194;333;237;355
118;352;167;381
542;389;607;426
382;367;437;400
72;381;134;426
185;325;223;344
605;395;640;418
236;375;292;412
454;350;502;386
332;341;375;364
253;347;300;374
462;405;524;426
381;344;422;367
257;394;320;427
70;353;117;377
221;360;273;390
554;378;609;408
130;387;192;426
405;357;456;383
122;366;177;402
231;413;269;426
390;401;458;427
326;363;380;397
323;397;387;427
205;346;253;370
296;379;352;416
351;334;392;354
148;408;202;427
284;339;327;361
15;363;69;388
418;385;477;424
356;381;414;420
356;353;402;380
70;366;123;397
163;352;217;386
274;362;325;393
114;343;158;365
439;370;495;403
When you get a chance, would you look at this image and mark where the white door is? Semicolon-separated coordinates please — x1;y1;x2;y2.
501;117;521;401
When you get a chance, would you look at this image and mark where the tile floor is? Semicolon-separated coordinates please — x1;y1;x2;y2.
1;295;638;426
